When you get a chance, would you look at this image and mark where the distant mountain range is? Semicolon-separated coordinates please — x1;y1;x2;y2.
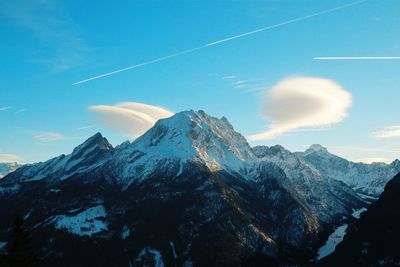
0;162;23;179
296;144;400;197
0;110;398;266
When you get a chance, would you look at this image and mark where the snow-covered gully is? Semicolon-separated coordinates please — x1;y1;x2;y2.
316;207;367;261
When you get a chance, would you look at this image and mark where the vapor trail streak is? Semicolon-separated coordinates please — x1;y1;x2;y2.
314;56;400;60
73;0;367;85
72;47;205;85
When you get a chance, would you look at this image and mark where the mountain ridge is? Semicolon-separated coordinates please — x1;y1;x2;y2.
0;110;397;266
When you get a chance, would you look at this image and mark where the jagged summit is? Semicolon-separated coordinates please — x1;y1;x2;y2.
71;132;113;156
2;132;113;183
305;144;329;154
391;159;400;169
0;162;23;178
127;110;255;173
253;145;291;159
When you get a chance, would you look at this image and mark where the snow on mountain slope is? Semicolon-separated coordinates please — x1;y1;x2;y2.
2;133;113;184
1;110;255;191
104;110;256;189
0;110;381;266
297;144;400;196
52;205;107;236
253;145;364;223
0;162;22;178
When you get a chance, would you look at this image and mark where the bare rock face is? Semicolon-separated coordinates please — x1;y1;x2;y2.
296;144;400;197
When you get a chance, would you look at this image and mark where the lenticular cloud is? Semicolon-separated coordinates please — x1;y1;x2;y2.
248;77;352;141
88;102;174;137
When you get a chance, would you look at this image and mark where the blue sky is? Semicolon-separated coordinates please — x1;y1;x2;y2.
1;0;399;163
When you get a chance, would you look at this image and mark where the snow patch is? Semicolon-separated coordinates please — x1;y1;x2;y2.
183;260;193;267
53;205;107;236
352;207;367;219
136;247;164;267
316;224;348;260
169;241;177;259
24;209;33;220
0;242;7;249
121;225;131;239
49;188;61;193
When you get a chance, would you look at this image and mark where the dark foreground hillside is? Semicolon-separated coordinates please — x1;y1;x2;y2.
320;172;400;267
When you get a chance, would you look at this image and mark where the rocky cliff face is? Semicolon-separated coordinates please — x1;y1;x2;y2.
296;144;400;197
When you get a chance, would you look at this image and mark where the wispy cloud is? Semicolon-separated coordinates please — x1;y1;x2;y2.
32;131;65;143
0;107;11;111
77;125;94;130
73;0;366;85
0;153;21;163
315;56;400;60
219;75;271;96
371;125;400;139
88;102;174;137
15;108;26;114
248;77;352;141
1;0;89;72
221;75;236;80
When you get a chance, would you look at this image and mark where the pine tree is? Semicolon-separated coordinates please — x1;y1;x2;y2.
0;248;10;267
7;214;38;267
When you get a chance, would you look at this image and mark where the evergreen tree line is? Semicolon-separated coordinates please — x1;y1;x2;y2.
0;214;39;267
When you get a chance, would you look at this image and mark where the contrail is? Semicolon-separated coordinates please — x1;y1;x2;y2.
73;0;367;85
73;47;205;85
314;56;400;60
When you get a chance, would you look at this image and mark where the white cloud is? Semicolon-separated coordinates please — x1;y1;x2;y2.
221;75;235;80
15;108;26;114
0;153;21;162
0;107;11;111
354;157;390;164
371;125;400;139
88;102;174;137
77;125;94;130
248;77;352;141
32;131;65;143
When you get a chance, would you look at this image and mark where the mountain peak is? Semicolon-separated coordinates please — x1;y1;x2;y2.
305;144;329;154
390;159;400;169
129;110;254;174
253;145;291;159
71;132;113;156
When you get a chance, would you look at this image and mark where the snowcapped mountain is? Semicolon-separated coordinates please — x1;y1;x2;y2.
296;144;400;197
0;110;372;266
103;110;256;189
3;133;113;184
0;162;22;178
253;145;364;223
